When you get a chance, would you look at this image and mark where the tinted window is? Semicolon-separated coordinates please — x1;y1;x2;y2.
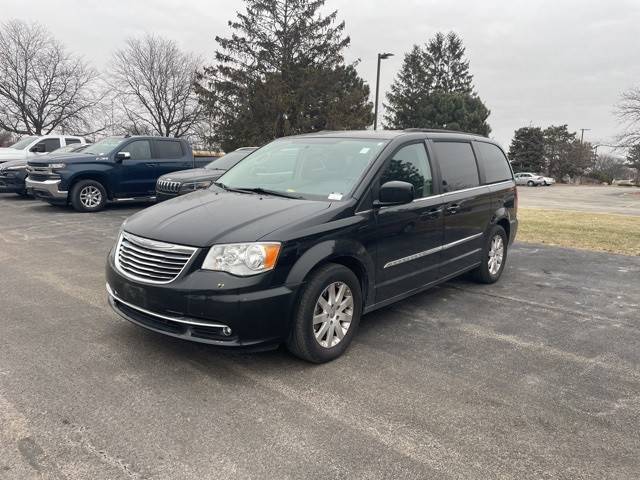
476;142;512;183
206;149;255;170
380;143;433;198
154;140;183;159
65;138;81;145
433;142;479;192
34;138;61;153
122;140;151;160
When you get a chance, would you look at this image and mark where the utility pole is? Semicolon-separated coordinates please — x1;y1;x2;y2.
374;52;394;130
579;128;591;144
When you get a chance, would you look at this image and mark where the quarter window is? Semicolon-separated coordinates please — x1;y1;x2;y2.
122;140;151;160
380;143;433;198
154;140;183;159
433;141;479;192
476;142;512;183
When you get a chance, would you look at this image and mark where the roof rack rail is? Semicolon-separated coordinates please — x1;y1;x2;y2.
403;128;487;137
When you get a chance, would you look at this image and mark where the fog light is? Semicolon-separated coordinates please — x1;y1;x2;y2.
222;326;232;337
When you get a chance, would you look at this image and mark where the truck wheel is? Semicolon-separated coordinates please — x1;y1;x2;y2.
70;180;107;212
471;225;508;284
286;264;362;363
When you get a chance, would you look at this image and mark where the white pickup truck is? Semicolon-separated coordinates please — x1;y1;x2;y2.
0;135;87;164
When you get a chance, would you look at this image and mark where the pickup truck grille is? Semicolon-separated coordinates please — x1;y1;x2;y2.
27;165;57;182
156;179;181;194
115;232;197;284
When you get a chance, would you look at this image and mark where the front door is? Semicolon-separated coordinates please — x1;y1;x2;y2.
114;139;156;197
373;142;445;303
430;140;492;277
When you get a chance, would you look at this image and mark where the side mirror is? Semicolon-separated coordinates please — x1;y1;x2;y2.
375;181;414;207
31;144;46;153
115;151;131;162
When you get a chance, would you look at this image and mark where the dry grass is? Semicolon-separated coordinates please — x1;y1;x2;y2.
517;208;640;256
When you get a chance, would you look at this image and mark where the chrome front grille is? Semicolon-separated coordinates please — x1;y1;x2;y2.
156;179;181;193
115;232;197;284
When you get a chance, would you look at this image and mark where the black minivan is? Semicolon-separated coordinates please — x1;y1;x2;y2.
106;129;517;363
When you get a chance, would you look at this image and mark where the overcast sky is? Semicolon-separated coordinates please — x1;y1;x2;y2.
5;0;640;154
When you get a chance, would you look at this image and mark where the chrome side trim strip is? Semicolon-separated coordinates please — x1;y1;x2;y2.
383;232;483;269
106;283;228;328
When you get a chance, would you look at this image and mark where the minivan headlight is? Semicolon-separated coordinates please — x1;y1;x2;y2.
202;242;281;276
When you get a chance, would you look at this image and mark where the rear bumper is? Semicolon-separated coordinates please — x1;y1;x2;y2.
26;178;68;202
509;218;518;245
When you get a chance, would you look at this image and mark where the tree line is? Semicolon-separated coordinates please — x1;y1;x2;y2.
0;0;489;151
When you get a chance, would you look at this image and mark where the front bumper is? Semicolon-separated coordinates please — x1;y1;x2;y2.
106;253;298;348
26;178;68;201
0;172;27;193
155;191;181;202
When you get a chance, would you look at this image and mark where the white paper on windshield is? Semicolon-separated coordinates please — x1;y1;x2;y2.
328;192;343;201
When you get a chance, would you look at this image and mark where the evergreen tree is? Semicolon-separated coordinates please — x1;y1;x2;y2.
197;0;373;151
543;125;592;180
384;31;490;135
508;127;546;173
626;143;640;183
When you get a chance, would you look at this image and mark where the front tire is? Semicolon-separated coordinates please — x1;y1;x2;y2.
527;180;535;187
70;180;107;212
471;225;508;284
286;263;362;363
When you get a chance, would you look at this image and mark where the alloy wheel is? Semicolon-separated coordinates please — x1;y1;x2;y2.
488;235;504;275
79;185;102;209
313;281;354;348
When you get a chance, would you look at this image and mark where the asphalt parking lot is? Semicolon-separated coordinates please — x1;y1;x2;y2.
518;184;640;216
1;194;640;479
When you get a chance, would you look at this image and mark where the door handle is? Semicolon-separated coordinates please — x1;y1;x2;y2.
446;204;460;215
421;207;442;219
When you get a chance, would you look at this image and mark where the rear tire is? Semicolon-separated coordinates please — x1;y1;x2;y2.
471;225;508;284
70;180;107;212
286;263;362;363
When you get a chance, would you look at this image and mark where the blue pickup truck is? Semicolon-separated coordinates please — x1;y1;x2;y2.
26;136;210;212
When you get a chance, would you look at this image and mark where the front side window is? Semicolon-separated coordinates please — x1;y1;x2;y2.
380;143;433;198
121;140;151;160
218;138;388;201
154;140;183;159
433;141;479;192
476;142;512;183
34;138;61;153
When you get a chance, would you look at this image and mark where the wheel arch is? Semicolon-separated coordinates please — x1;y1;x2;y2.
68;172;111;199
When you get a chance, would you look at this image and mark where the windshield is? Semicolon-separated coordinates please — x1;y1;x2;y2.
217;138;387;201
10;136;38;150
206;149;256;170
83;137;124;155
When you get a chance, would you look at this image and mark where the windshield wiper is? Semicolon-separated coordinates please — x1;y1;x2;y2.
234;187;303;199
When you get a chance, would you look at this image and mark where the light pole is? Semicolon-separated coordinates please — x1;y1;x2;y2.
374;52;394;130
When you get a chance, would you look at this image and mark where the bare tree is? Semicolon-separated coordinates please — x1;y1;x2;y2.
110;35;202;137
616;86;640;145
0;20;100;135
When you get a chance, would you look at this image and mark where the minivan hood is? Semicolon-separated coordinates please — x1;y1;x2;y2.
123;188;331;247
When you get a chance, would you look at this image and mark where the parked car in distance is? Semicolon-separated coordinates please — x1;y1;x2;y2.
0;135;87;164
106;129;518;363
540;175;555;186
26;136;208;212
0;144;91;197
156;147;258;202
515;172;544;186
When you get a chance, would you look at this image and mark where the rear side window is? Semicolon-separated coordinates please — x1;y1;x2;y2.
380;143;433;198
65;137;81;145
476;142;512;183
154;140;183;159
432;141;479;192
122;140;151;160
